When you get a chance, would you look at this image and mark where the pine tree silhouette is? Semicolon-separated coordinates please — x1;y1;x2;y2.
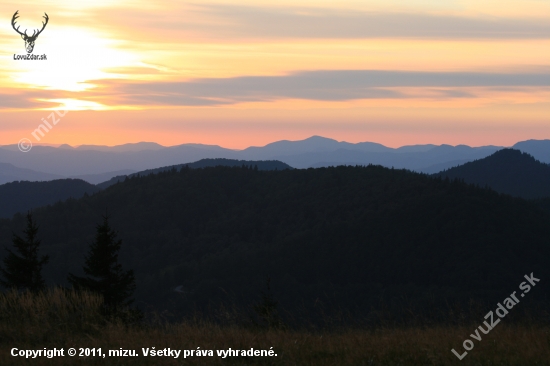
0;212;49;292
68;215;136;317
252;277;285;329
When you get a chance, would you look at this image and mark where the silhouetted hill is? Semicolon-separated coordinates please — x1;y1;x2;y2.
1;166;548;324
435;149;550;199
0;179;99;218
0;162;63;185
96;158;292;189
535;197;550;213
0;159;292;217
70;170;137;185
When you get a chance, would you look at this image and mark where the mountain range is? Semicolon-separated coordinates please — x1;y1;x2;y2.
1;140;550;324
1;163;548;324
3;145;550;219
2;137;550;184
3;139;550;219
0;162;63;185
0;161;134;186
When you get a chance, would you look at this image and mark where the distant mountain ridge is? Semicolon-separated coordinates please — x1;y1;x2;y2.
1;137;550;183
0;163;63;185
74;142;165;152
0;161;135;186
4;150;549;219
435;149;550;199
512;140;550;164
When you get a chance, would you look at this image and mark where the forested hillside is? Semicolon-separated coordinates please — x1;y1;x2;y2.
1;165;548;325
97;158;292;189
0;179;99;218
0;160;290;217
435;149;550;199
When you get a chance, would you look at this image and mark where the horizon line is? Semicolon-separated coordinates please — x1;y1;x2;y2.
2;135;547;151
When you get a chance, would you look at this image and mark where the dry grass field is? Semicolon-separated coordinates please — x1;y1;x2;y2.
1;289;549;365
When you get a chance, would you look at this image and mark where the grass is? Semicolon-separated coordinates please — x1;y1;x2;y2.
0;289;549;365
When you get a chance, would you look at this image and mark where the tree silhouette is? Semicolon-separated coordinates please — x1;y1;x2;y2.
0;212;49;292
68;215;136;316
252;277;285;329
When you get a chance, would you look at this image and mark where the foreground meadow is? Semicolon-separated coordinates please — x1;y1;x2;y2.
1;289;549;365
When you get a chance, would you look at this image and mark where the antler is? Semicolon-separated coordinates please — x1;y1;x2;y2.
32;13;49;38
11;11;26;37
11;11;49;39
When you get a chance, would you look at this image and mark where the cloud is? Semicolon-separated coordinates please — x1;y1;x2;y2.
0;90;68;109
3;70;547;109
83;70;549;106
93;4;550;41
43;3;548;44
194;5;550;40
100;66;162;75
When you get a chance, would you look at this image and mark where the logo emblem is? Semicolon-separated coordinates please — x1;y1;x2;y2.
11;10;49;54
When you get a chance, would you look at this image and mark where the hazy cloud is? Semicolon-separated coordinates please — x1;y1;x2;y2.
96;4;550;41
86;70;549;106
191;5;550;40
4;70;546;109
100;66;162;75
0;91;68;109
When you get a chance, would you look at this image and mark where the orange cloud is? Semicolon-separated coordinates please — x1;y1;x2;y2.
0;0;549;147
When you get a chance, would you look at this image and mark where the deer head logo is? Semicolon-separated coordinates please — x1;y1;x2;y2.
11;11;49;54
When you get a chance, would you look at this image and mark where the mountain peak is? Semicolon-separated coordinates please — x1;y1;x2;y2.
436;148;550;199
76;142;165;152
303;135;338;142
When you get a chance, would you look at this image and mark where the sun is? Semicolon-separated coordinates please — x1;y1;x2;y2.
37;98;107;111
11;27;138;93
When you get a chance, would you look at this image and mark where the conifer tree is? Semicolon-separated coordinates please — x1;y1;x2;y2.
68;215;136;316
0;213;49;292
252;277;285;329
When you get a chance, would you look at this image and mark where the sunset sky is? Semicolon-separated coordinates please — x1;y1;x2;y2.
1;0;549;148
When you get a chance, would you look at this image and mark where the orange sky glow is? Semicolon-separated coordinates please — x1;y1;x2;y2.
1;0;549;148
